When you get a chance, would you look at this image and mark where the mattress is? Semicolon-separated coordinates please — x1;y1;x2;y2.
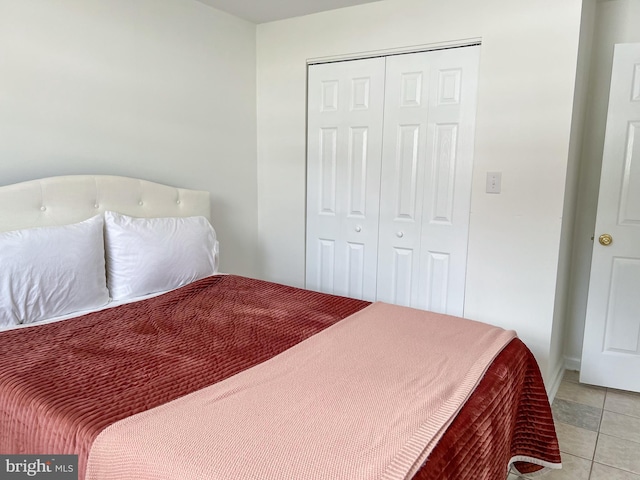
0;274;560;479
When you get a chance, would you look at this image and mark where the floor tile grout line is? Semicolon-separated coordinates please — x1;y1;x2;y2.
588;391;605;480
593;388;640;479
558;375;640;479
560;378;640;421
592;460;640;479
599;389;606;431
552;399;603;434
602;407;640;419
601;407;640;419
602;403;640;420
554;386;606;410
587;424;600;480
517;377;640;478
599;389;640;447
597;431;640;447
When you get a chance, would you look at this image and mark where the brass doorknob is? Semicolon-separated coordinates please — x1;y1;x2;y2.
599;234;613;246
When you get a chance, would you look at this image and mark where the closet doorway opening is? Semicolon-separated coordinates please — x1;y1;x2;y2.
305;45;480;316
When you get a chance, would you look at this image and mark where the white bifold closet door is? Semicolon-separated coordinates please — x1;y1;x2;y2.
305;57;386;301
306;46;479;315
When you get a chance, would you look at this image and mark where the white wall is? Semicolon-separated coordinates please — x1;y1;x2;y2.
256;0;583;384
0;0;258;276
564;0;640;368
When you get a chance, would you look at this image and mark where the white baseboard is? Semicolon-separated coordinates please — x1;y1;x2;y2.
546;360;565;403
564;356;581;372
545;357;582;403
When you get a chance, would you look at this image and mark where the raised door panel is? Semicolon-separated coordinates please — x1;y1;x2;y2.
603;258;640;353
319;128;338;214
317;239;336;292
619;121;640;225
306;58;385;300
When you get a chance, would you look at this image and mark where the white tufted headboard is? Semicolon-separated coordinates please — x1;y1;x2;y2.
0;175;210;232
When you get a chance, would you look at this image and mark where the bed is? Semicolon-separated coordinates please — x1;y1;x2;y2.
0;175;561;480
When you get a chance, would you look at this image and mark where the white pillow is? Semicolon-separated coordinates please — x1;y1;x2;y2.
104;211;217;301
0;215;109;328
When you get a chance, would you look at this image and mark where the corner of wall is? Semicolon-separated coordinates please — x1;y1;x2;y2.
564;355;581;373
553;0;597;375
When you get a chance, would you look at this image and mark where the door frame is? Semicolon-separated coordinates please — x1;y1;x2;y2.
306;38;482;65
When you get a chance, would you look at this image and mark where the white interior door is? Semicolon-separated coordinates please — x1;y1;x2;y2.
305;58;385;300
376;47;479;315
581;43;640;392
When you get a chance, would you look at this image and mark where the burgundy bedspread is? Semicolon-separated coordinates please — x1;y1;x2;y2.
0;275;560;479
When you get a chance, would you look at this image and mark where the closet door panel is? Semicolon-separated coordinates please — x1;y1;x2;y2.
306;58;385;300
376;54;432;307
418;47;479;316
377;47;479;314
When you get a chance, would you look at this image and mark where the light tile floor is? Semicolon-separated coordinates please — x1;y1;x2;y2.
508;370;640;480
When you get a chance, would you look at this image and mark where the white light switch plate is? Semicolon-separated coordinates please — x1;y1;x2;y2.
486;172;501;194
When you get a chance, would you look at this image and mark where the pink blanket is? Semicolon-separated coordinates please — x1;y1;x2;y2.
87;302;516;480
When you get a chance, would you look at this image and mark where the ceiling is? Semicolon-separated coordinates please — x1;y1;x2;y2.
194;0;384;24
